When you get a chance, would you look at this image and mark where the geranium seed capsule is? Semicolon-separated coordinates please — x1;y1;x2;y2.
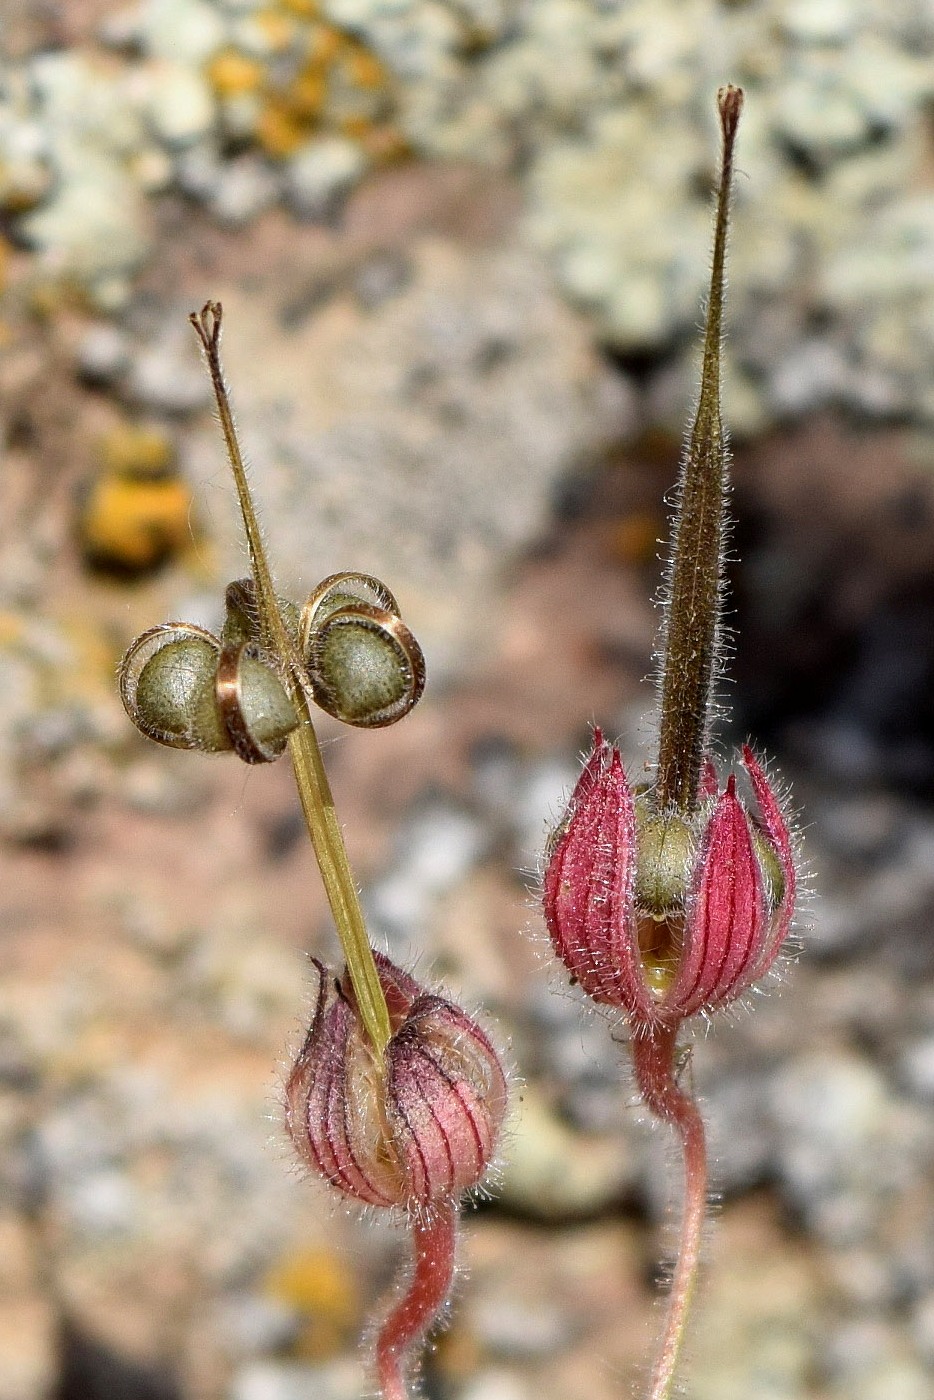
302;571;401;630
221;577;301;649
633;807;696;915
214;642;299;763
120;623;231;753
120;622;298;762
300;573;426;728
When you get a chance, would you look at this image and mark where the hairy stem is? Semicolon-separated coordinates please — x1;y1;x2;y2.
190;302;391;1056
375;1204;458;1400
656;86;743;814
631;1022;709;1400
286;721;391;1055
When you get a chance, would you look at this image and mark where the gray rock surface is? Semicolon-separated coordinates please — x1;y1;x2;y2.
4;0;934;424
181;237;632;665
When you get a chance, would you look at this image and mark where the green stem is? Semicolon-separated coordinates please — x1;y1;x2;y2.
286;718;391;1054
656;86;743;814
190;302;391;1057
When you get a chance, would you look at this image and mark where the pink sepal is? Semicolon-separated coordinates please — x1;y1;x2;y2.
286;953;507;1214
543;730;655;1024
670;776;764;1017
738;745;797;987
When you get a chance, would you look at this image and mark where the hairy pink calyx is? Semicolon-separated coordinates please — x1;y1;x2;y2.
286;952;508;1211
543;729;796;1031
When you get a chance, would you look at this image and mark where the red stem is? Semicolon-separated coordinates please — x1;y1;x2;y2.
374;1202;458;1400
630;1021;708;1400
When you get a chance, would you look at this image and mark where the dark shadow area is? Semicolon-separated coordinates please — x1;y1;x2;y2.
56;1320;183;1400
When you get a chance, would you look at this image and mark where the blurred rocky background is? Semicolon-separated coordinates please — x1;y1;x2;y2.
3;1;934;1398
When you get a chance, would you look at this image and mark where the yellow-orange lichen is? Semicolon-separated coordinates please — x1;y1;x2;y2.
204;1;397;166
343;45;386;91
256;100;310;157
287;65;326;120
81;475;194;572
254;6;298;53
304;23;344;69
80;426;195;573
206;47;265;98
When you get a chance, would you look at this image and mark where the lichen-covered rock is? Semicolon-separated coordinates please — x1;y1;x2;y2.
318;0;934;425
5;0;934;424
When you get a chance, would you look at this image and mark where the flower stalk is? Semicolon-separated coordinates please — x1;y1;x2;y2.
122;303;506;1400
286;955;507;1396
639;84;742;1400
543;85;800;1400
630;1028;707;1400
184;307;509;1399
374;1204;458;1400
190;304;392;1056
